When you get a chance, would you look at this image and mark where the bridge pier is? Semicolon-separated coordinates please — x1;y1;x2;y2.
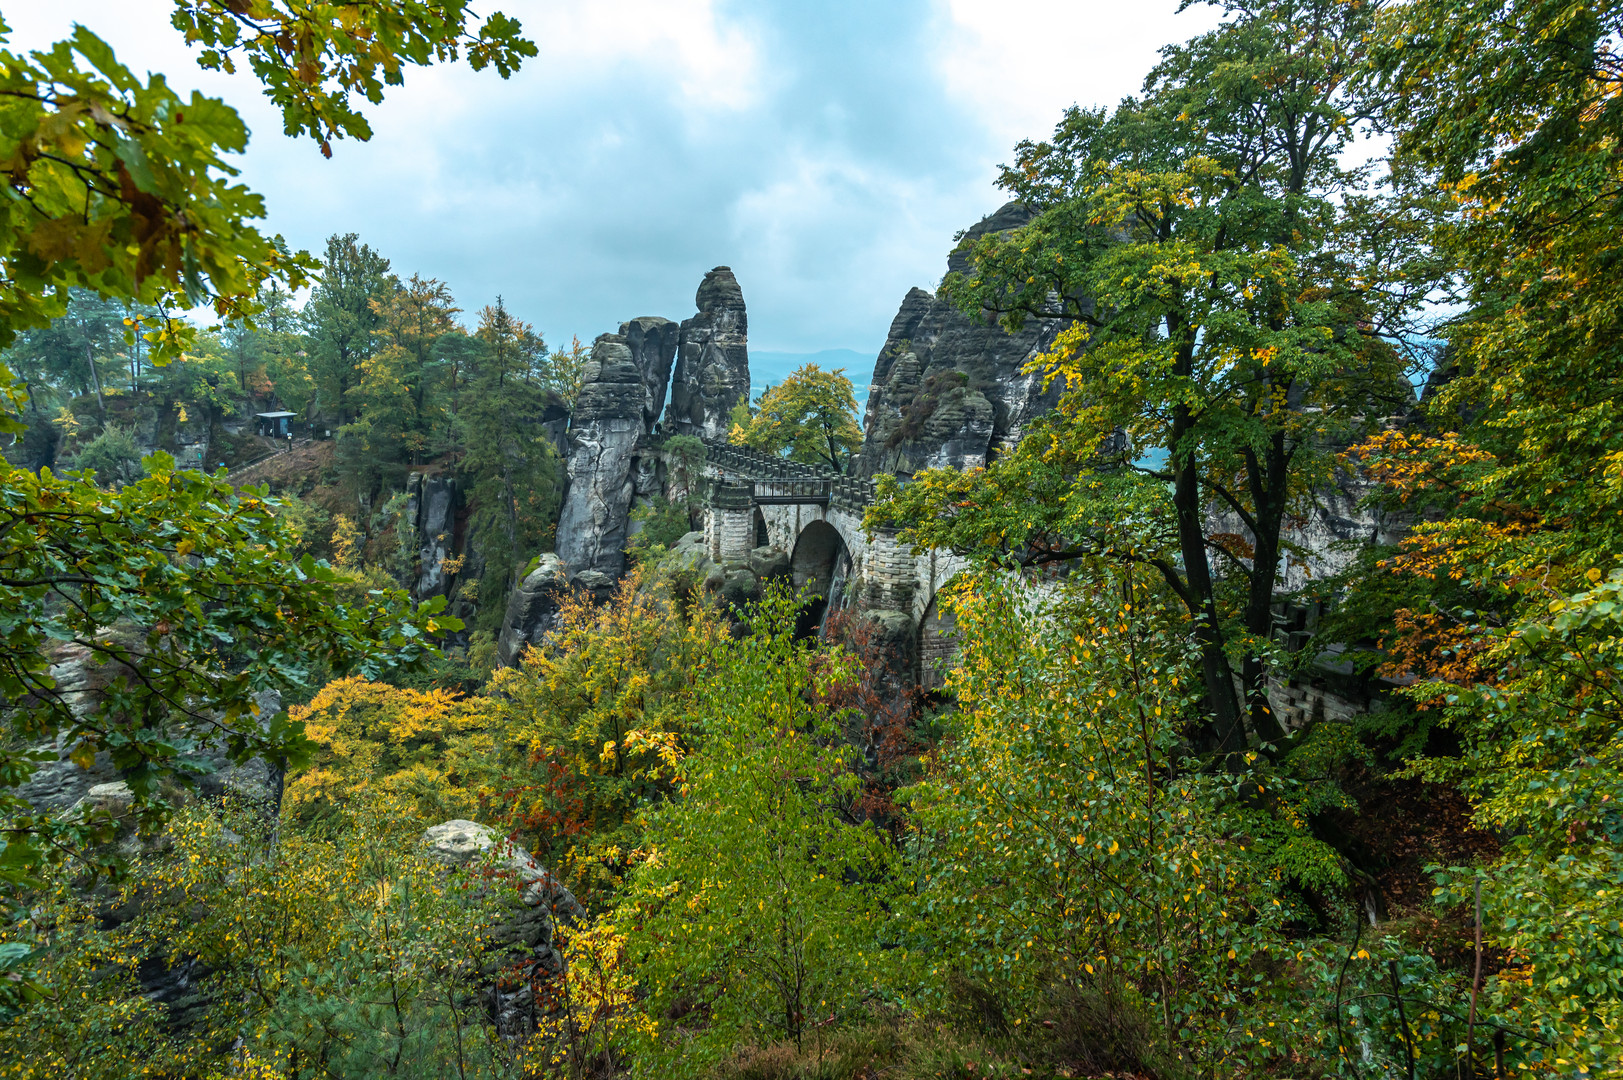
857;527;917;614
705;482;756;563
691;438;966;683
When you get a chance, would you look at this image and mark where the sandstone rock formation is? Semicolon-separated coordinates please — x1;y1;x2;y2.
551;269;750;589
421;818;585;1037
854;202;1066;477
555;333;648;578
413;473;458;598
421;818;584;922
14;647;279;815
620;315;681;429
496;552;569;666
664;266;751;441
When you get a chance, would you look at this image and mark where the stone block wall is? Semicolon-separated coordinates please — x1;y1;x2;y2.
1240;673;1376;733
712;506;755;563
860;529;918;611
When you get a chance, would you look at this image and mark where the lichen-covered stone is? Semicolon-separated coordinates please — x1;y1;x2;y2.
748;545;791;579
421;818;584;921
722;566;761;606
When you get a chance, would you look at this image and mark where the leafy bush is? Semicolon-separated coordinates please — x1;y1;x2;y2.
627;495;695;563
615;586;909;1078
70;423;143;487
285;676;500;827
0;870;171;1075
487;571;730;895
901;568;1299;1075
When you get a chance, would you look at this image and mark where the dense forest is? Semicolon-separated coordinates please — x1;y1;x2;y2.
7;233;588;647
2;2;1621;1079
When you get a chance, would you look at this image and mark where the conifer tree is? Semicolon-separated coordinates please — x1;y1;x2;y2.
460;299;563;625
303;233;394;425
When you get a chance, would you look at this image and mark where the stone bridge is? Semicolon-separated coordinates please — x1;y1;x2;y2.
691;438;1404;714
695;440;965;687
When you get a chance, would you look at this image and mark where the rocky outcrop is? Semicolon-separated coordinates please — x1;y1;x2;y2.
620;316;681;429
421;819;584;925
552;271;748;586
854;202;1065;477
555;334;647;578
14;647;279;816
421;819;585;1038
664;266;750;441
496;553;569;666
413;473;458;598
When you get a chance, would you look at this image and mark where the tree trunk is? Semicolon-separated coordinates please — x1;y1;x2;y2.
84;341;105;417
1171;403;1247;759
1240;431;1292;747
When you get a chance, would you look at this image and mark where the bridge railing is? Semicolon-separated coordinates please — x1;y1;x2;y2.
700;438;879;511
752;478;831;505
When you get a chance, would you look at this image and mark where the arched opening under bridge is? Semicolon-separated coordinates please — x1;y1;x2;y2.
789;519;848;639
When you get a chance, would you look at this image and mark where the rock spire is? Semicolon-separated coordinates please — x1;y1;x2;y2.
664;266;751;440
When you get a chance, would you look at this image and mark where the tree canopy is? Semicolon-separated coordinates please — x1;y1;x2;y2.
734;363;862;473
0;0;527;919
874;0;1432;758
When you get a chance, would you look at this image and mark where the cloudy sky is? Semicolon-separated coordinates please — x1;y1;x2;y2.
6;1;1220;363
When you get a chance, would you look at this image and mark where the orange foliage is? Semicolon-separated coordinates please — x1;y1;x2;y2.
1378;609;1500;695
1346;429;1497;504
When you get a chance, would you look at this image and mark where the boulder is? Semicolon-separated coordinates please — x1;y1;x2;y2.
667;530;710;571
748;545;791;579
497;553;569;666
81;781;134;816
572;569;617;603
722;566;761;607
854;202;1066;477
421;817;584;919
664;267;751;441
16;736;120;813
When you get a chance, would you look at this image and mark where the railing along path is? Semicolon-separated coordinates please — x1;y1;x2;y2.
698;438;878;511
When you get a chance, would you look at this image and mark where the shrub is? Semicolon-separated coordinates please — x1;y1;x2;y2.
71;423;143;488
616;586;910;1078
900;568;1298;1074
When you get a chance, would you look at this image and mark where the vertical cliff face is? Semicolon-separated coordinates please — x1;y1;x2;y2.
853;202;1065;477
619;316;680;430
551;280;731;577
554;334;646;578
664;266;750;441
414;474;458;598
505;272;752;661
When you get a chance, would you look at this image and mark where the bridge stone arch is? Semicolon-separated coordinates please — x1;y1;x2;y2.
790;519;848;598
694;437;943;640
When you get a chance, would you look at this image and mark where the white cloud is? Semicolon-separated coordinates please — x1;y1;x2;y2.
530;0;764;111
934;0;1223;148
2;2;1211;355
